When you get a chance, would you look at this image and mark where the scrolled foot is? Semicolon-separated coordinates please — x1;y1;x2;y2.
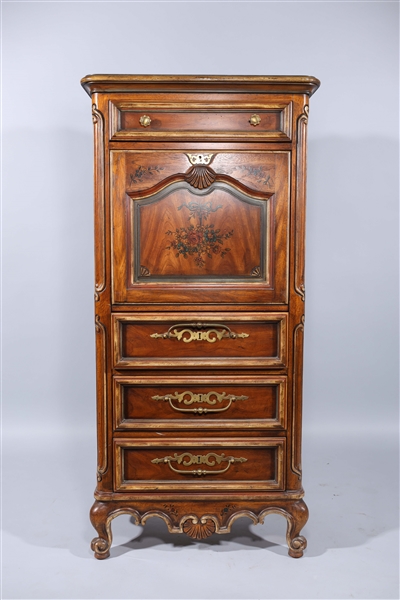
288;535;307;558
91;536;110;560
285;499;309;558
90;501;114;559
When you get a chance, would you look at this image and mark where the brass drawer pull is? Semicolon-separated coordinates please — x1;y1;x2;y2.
152;391;248;414
151;452;247;476
249;114;261;126
150;323;249;343
139;115;151;127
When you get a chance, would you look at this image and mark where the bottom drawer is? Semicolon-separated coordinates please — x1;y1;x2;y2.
114;438;285;492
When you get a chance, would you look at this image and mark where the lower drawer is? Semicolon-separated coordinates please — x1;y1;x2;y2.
113;376;287;430
114;438;285;492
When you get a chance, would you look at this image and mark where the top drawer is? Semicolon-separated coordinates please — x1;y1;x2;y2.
109;94;292;142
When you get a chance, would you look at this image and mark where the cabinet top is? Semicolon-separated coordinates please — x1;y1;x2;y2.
81;74;320;97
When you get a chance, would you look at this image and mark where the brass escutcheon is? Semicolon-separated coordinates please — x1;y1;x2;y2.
151;452;247;476
152;391;248;414
150;323;249;343
186;153;214;165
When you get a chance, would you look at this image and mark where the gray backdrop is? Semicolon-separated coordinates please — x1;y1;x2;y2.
3;0;398;437
2;2;399;599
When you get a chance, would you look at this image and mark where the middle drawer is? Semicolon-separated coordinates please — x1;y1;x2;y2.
112;312;288;369
113;376;287;431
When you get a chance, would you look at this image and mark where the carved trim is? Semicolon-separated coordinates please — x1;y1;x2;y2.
95;315;107;481
294;105;309;302
183;518;216;539
91;536;110;559
251;266;261;277
90;498;308;559
140;265;150;276
184;165;217;189
151;390;248;414
292;316;305;477
150;322;249;343
92;104;106;302
128;170;274;201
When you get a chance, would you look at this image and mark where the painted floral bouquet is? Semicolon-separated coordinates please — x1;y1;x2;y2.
166;223;233;269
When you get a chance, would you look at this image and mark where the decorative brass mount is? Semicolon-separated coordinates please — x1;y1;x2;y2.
249;114;261;126
152;391;249;414
151;452;247;476
186;153;214;165
150;323;249;343
139;115;151;127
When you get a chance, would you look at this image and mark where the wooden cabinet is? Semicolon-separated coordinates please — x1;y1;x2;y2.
81;74;320;559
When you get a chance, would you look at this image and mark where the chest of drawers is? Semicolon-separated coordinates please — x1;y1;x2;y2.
81;74;320;559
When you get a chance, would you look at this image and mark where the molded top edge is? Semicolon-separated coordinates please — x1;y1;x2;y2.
81;74;321;97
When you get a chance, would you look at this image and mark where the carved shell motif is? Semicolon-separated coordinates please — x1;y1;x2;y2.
182;518;216;539
185;165;216;190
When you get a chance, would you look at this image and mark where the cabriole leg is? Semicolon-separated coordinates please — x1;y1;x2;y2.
90;501;113;559
285;499;309;558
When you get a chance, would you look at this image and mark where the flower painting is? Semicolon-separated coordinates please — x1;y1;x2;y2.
165;198;234;269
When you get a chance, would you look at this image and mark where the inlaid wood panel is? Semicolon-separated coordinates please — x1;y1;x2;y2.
111;151;289;304
114;438;285;491
113;376;287;430
112;312;287;369
137;184;265;279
